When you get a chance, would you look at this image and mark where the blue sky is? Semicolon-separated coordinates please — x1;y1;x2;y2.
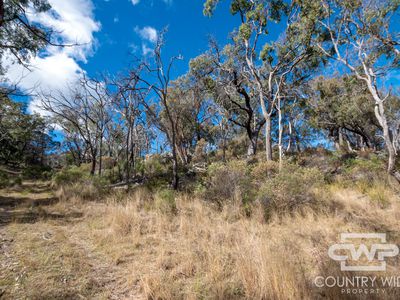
89;0;239;78
5;0;399;113
6;0;251;112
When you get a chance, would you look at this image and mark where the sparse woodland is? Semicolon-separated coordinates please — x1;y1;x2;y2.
1;0;400;299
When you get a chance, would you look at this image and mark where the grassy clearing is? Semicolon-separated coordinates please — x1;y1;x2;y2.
0;182;140;299
82;185;400;300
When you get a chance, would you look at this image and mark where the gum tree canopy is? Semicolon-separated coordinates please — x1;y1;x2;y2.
0;0;52;73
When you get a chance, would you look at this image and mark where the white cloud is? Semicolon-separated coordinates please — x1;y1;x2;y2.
142;44;154;56
3;0;100;114
129;43;139;54
130;0;172;6
6;53;84;114
27;0;100;62
134;26;158;43
134;26;158;55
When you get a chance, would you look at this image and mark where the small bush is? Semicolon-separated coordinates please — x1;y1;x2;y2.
155;189;177;214
57;181;101;201
250;160;280;183
258;165;324;219
342;156;384;180
52;166;88;187
0;170;9;188
22;165;52;179
203;160;253;203
145;154;168;177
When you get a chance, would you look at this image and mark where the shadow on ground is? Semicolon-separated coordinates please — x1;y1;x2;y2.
0;182;83;227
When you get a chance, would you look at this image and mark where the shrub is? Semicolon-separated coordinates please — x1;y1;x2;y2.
53;166;111;201
258;165;325;219
203;160;253;203
343;156;384;178
52;166;88;187
57;181;101;202
250;160;280;183
334;155;388;193
0;170;9;188
155;189;177;214
22;165;52;179
145;154;168;177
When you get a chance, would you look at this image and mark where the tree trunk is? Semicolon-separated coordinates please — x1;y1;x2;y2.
277;98;283;171
375;102;396;174
126;124;131;189
363;76;398;179
247;130;260;157
265;116;272;161
367;82;397;178
171;140;179;190
98;136;103;176
90;155;96;176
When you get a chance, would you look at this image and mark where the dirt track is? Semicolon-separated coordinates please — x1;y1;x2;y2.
0;182;142;299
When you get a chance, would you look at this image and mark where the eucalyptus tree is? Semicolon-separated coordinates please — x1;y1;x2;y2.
306;76;382;151
0;95;55;167
294;0;400;178
190;41;268;157
79;76;112;176
59;119;88;166
165;74;215;165
0;0;52;72
41;77;112;175
130;31;183;189
112;73;148;186
204;0;316;161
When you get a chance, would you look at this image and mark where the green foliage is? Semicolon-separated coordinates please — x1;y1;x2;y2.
145;155;169;177
52;166;89;187
155;189;177;214
260;43;274;63
22;165;52;180
306;76;381;150
0;96;57;167
0;0;52;73
258;166;324;219
238;23;251;40
337;155;387;190
203;0;220;16
0;170;9;188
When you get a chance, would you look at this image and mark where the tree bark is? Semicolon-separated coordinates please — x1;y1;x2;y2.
171;132;179;190
126;124;131;189
375;102;397;174
265;116;272;161
277;97;283;170
247;129;261;157
365;77;398;177
98;136;103;176
90;154;96;176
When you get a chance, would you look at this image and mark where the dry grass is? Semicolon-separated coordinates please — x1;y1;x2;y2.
79;184;400;300
2;179;400;299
